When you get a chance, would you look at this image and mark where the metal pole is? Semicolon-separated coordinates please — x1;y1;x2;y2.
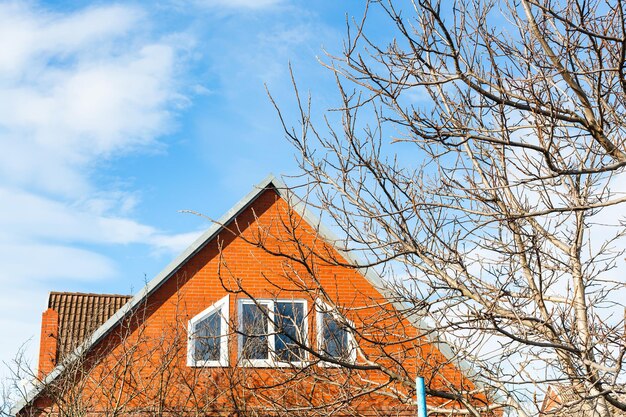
416;376;427;417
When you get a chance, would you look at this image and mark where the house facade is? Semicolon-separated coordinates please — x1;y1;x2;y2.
15;175;485;417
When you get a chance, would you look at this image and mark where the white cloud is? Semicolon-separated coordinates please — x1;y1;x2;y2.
0;1;194;250
0;186;204;268
0;2;201;376
0;3;142;79
0;243;117;282
148;230;206;254
0;3;183;197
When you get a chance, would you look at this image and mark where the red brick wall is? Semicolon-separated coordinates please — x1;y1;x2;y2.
24;188;480;416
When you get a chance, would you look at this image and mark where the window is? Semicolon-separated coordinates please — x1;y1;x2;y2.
240;301;270;361
188;295;229;367
238;299;307;366
317;302;356;365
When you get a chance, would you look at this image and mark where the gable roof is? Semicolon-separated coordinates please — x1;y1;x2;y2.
48;292;132;362
13;173;480;415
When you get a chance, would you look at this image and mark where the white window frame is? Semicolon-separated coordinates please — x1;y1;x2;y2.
187;295;229;367
238;299;308;367
316;300;357;367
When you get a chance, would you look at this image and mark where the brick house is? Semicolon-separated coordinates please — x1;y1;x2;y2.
14;175;487;417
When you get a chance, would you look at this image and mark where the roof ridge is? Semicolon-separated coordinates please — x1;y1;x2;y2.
49;291;132;298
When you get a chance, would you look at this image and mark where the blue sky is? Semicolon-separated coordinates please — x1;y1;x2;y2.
0;0;382;376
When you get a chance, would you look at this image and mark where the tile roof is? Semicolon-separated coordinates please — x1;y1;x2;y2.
48;291;131;361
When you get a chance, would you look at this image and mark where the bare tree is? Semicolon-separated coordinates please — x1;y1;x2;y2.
208;194;501;417
2;345;36;417
271;0;626;416
10;1;626;411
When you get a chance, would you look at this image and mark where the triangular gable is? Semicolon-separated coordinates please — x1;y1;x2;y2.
13;173;480;415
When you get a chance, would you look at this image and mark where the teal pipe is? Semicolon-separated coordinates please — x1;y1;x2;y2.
416;376;427;417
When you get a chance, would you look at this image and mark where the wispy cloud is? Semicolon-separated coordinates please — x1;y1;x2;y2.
0;187;202;252
0;2;195;251
0;3;183;196
0;4;142;78
0;2;200;372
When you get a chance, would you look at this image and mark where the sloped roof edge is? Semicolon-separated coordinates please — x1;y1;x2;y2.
13;174;280;415
13;173;483;415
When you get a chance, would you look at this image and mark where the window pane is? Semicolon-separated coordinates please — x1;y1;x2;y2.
321;312;350;360
241;303;269;360
194;311;221;361
275;301;305;362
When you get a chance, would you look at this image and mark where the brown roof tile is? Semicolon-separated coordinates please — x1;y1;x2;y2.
48;291;131;361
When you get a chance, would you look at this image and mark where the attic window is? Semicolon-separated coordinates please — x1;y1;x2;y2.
238;299;307;366
188;295;229;367
316;301;356;366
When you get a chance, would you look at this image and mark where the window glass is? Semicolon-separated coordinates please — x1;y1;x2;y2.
321;312;351;360
238;299;307;365
275;301;305;362
188;295;229;367
193;311;221;361
241;303;269;360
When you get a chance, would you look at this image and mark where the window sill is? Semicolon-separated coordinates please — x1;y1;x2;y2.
239;359;309;368
187;359;229;367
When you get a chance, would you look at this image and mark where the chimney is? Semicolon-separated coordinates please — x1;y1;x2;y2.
38;308;59;380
